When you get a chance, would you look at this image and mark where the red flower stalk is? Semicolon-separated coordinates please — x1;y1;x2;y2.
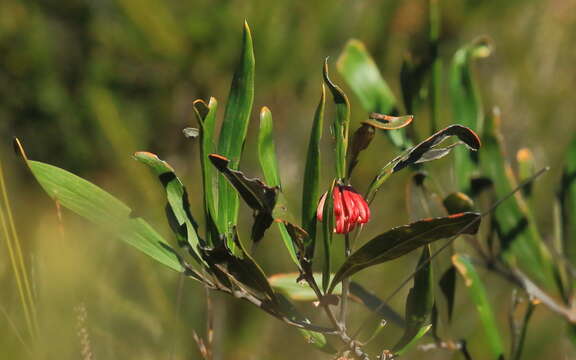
317;185;370;234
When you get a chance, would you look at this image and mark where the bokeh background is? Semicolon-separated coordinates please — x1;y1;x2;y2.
1;0;576;359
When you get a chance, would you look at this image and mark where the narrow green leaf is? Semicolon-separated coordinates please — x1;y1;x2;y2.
392;246;434;352
193;97;221;243
337;39;410;149
217;21;255;240
26;160;183;272
452;254;504;359
134;152;205;265
302;85;326;252
323;59;350;180
258;106;281;188
394;325;432;356
209;154;278;243
329;212;481;293
450;37;492;193
480;112;554;289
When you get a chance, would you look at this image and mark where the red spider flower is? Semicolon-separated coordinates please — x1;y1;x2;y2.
316;185;370;234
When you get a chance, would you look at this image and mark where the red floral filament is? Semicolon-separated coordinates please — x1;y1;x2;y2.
317;185;370;234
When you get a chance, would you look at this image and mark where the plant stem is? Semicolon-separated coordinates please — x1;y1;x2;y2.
339;234;351;325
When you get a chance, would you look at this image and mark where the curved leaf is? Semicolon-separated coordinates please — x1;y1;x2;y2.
258;107;282;188
323;59;350;179
364;113;413;130
134;152;204;265
329;212;481;292
24;159;183;272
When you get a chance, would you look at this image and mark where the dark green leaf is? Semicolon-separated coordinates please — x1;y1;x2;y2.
393;246;434;352
209;154;278;243
452;254;504;359
134;152;205;265
561;137;576;271
322;181;336;292
193;98;221;243
443;192;475;215
302;85;326;249
329;212;481;293
450;37;492;192
393;125;481;173
24;159;184;272
323;59;350;179
216;21;255;240
337;39;410;149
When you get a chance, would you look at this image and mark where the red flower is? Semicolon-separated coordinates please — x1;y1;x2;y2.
317;185;370;234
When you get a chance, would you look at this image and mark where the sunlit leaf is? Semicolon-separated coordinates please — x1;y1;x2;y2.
17;148;183;272
269;273;342;301
443;192;475;215
392;246;433;352
452;254;504;359
258;107;282;188
363;113;413;130
134;151;205;265
209;154;278;243
451;37;492;193
216;21;255;242
337;39;410;149
323;59;350;180
329;212;481;292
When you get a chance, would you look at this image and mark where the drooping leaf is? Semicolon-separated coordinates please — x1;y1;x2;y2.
348;123;375;176
216;21;255;242
323;59;350;180
443;192;475;215
392;246;434;352
329;212;481;293
393;125;481;173
134;152;205;265
480;111;554;290
451;37;492;193
19;155;183;272
193;97;221;243
201;228;275;302
209;154;278;243
452;254;504;359
336;39;410;149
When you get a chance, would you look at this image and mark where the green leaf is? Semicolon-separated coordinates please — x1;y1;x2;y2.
258;106;282;188
134;152;205;265
216;21;255;241
193;97;221;243
337;39;409;149
25;160;184;272
443;192;475;215
450;37;492;193
321;181;336;292
323;59;350;180
392;125;481;173
302;85;326;253
392;246;434;352
329;212;481;293
452;254;504;359
480;112;554;289
209;154;278;243
394;325;432;356
269;273;342;301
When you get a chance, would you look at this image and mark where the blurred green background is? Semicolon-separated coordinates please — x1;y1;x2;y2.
1;0;576;359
